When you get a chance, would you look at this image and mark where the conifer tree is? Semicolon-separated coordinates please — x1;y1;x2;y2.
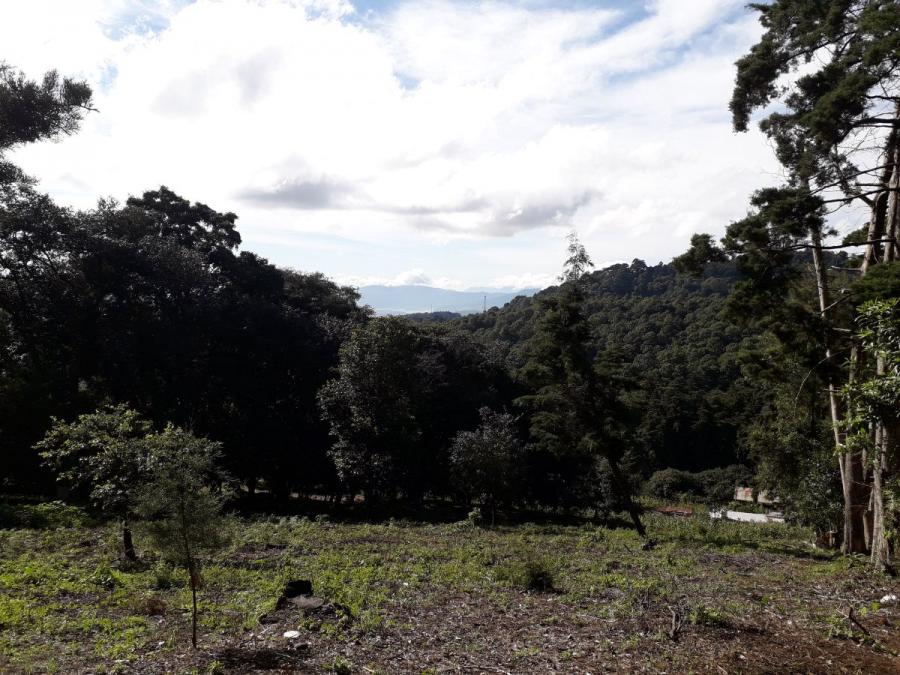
136;426;230;648
521;235;644;534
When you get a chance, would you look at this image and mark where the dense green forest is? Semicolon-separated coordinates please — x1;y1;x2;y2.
455;259;764;472
0;69;771;520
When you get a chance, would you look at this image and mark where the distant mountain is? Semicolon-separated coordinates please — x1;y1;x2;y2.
357;285;540;315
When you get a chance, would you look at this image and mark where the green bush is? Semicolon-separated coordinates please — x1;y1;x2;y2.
151;562;182;590
524;559;555;592
644;465;751;503
0;501;90;529
495;557;555;592
697;466;753;503
689;604;730;628
644;469;699;500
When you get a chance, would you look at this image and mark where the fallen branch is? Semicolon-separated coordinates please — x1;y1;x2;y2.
845;607;869;636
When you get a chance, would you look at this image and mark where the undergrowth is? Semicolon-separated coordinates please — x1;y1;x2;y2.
0;502;887;672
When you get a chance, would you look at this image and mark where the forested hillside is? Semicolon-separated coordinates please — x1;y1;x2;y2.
455;259;765;472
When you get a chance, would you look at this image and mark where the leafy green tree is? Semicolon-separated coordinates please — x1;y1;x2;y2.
730;0;899;231
449;407;524;524
136;425;230;648
0;64;94;488
319;318;516;504
318;317;424;502
35;405;152;560
744;368;843;536
644;469;700;501
0;64;363;497
1;181;363;494
125;186;241;261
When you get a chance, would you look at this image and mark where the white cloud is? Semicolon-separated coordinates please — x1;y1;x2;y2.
486;272;559;291
388;268;432;286
4;0;789;289
335;268;470;289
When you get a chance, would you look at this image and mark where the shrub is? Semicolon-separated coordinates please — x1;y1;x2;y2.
495;557;555;592
136;426;230;648
0;501;89;529
644;469;699;500
36;404;154;559
331;656;353;674
151;562;181;590
644;465;752;503
689;604;730;628
697;465;753;504
523;559;555;592
449;408;524;523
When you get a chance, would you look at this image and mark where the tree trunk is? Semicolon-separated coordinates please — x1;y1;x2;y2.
840;451;870;553
883;111;900;264
843;347;871;552
122;521;136;561
868;111;900;566
190;571;198;649
607;458;645;537
864;428;876;550
842;344;871;554
837;118;899;556
809;220;868;553
870;424;888;568
625;496;646;537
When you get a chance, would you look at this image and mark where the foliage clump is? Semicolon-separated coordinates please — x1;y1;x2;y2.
645;465;753;504
495;557;555;593
36;405;153;559
449;407;524;524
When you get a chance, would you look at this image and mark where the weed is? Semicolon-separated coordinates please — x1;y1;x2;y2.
152;561;181;590
514;645;541;658
689;604;730;628
90;561;122;589
494;557;555;592
331;655;353;674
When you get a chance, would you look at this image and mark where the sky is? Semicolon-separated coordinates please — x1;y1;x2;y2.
1;0;867;290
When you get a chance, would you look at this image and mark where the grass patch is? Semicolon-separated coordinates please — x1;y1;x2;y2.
494;557;555;592
689;604;731;628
